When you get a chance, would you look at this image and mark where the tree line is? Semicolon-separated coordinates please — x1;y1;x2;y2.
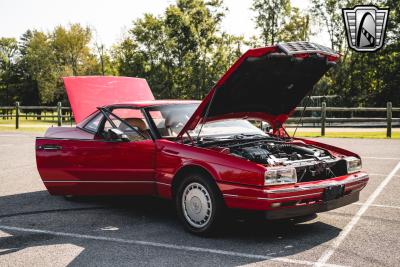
0;0;399;108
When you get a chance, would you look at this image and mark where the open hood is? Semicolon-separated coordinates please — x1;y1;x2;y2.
63;76;154;123
178;42;340;137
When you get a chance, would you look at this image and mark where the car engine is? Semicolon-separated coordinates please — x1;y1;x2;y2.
206;140;348;182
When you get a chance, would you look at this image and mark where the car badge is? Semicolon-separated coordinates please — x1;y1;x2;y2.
342;5;389;52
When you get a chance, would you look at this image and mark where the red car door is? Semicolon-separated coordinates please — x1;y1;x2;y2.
36;110;156;196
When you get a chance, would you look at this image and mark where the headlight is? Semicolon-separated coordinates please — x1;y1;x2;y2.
345;156;362;173
265;167;297;186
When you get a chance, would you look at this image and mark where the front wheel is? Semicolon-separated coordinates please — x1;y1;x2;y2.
175;174;224;235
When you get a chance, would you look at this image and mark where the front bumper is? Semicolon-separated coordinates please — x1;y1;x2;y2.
220;172;369;214
264;191;359;220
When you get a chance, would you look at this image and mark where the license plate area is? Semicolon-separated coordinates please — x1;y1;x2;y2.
323;185;345;201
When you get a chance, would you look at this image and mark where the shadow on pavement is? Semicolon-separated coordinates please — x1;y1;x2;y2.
0;190;342;266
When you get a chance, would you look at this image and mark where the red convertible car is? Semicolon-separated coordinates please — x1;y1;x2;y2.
36;42;369;235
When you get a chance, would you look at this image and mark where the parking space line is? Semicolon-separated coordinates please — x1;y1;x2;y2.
353;203;400;210
0;225;345;267
0;134;31;137
369;173;400;177
363;156;400;160
315;161;400;266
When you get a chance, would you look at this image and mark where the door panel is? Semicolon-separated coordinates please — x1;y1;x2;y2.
36;138;156;196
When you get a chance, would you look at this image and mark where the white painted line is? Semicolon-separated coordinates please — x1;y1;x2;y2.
0;134;29;137
353;202;400;210
363;156;400;160
0;225;345;267
315;161;400;266
369;173;400;178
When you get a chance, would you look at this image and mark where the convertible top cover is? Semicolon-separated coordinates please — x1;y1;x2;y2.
63;76;154;123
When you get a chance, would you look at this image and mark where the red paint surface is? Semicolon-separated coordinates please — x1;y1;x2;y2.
64;76;155;123
36;125;368;212
36;46;365;215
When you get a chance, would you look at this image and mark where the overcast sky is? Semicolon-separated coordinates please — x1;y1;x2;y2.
0;0;329;48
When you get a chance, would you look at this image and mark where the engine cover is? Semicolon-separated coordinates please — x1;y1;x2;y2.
232;146;270;164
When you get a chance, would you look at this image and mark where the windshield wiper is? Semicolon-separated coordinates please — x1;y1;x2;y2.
227;133;270;140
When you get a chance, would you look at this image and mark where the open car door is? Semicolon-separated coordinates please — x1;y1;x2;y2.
36;108;156;196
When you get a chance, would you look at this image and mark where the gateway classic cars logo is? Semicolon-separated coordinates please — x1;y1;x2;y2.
342;5;389;52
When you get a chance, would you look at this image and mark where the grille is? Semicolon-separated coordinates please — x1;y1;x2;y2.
278;41;339;56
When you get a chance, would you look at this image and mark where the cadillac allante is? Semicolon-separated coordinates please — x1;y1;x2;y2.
36;42;369;235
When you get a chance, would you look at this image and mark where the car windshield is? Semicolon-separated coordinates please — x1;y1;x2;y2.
145;104;268;139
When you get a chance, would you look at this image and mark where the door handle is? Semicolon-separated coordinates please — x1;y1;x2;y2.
164;149;179;155
37;145;62;151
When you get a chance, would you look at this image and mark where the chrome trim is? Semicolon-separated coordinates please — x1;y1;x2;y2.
258;192;321;201
223;192;321;201
43;180;173;187
156;182;171;187
264;174;369;194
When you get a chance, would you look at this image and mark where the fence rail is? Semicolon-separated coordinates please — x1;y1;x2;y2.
0;102;73;127
0;101;398;137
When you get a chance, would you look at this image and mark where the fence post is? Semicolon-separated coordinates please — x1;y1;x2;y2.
15;102;20;129
387;101;392;138
321;101;326;136
57;102;62;127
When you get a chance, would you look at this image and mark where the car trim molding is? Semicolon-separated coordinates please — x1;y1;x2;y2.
223;192;322;201
264;174;369;194
42;180;172;187
223;175;368;201
43;180;155;183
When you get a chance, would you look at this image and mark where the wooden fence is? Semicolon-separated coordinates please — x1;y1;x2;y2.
0;101;399;137
0;102;73;128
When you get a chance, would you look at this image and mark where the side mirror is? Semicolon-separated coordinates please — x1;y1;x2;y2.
107;128;130;142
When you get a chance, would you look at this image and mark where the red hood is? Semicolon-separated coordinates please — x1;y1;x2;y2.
63;76;154;123
178;42;340;137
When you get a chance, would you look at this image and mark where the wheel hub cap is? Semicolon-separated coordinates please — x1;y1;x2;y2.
182;182;212;228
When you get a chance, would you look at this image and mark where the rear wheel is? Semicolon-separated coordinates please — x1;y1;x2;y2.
175;173;224;235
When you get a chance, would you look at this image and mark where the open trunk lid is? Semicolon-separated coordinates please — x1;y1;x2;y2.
63;76;154;123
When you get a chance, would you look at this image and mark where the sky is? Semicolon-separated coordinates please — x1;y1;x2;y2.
0;0;329;48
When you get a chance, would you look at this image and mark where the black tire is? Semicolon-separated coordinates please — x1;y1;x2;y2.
175;172;225;236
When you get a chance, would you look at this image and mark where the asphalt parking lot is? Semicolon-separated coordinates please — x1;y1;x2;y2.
0;132;399;267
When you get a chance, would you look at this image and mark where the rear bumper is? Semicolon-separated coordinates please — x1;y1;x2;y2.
219;172;368;214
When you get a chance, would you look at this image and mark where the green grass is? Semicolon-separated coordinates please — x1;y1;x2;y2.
287;131;400;139
0;126;48;133
0;118;73;133
0;117;73;125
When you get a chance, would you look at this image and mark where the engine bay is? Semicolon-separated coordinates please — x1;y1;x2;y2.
203;139;348;182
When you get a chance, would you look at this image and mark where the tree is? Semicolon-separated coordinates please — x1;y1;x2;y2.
52;24;93;76
114;0;241;100
278;7;310;42
309;0;354;53
1;24;105;106
251;0;291;45
21;30;61;104
0;38;18;105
